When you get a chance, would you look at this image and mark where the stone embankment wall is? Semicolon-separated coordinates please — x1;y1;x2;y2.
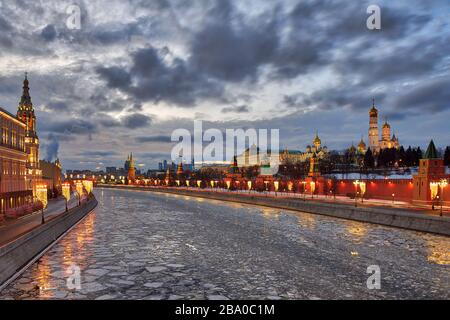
0;197;98;286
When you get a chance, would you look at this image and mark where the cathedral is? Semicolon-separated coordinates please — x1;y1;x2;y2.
368;99;400;153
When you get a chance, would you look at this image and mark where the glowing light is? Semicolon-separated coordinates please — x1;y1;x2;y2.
226;181;231;189
36;184;48;209
197;180;202;188
247;181;252;190
75;181;84;197
62;183;71;201
186;180;190;187
82;180;93;194
274;181;280;192
310;181;316;194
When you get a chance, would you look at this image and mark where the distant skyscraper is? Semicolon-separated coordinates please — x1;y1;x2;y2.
158;162;163;171
163;160;168;171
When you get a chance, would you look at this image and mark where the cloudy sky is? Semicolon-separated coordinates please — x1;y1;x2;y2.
0;0;449;170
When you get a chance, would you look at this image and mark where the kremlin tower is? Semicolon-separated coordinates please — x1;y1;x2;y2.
17;73;42;193
126;153;136;183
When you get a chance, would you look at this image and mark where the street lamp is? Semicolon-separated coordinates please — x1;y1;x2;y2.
62;182;71;212
438;179;448;217
302;181;307;201
353;180;359;207
36;184;48;224
392;193;395;205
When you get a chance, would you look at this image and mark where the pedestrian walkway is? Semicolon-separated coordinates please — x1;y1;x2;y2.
0;194;78;246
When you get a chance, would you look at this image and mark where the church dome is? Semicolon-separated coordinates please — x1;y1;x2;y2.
382;121;390;129
369;99;378;116
358;138;366;149
313;132;321;146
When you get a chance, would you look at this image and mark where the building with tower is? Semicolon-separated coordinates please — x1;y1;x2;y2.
367;99;400;153
16;73;42;195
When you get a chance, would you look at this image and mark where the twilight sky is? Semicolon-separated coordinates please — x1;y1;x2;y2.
0;0;449;171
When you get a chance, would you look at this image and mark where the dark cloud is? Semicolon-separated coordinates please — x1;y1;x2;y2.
77;150;120;158
392;77;450;113
189;2;280;82
41;25;57;42
43;119;97;135
221;105;251;113
97;46;224;106
121;113;152;129
135;135;172;143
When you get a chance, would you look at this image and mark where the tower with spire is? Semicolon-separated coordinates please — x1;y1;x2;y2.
17;73;39;168
126;153;136;183
16;73;41;194
413;140;449;204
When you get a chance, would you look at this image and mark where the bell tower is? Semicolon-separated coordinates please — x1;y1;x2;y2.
368;99;379;153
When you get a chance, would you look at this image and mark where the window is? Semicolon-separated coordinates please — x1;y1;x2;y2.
11;131;17;148
2;127;8;145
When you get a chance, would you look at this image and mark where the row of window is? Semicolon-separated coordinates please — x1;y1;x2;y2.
1;161;26;176
1;127;25;151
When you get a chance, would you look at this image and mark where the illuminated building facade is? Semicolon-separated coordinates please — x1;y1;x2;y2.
40;158;62;197
368;99;400;153
280;132;329;164
16;74;42;194
0;107;32;214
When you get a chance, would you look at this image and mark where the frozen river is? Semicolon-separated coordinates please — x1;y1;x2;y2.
1;188;449;300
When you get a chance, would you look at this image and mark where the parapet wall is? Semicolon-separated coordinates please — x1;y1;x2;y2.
0;196;98;287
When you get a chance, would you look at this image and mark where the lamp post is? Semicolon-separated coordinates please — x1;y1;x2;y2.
36;185;48;224
302;181;307;201
353;180;359;207
392;193;395;205
62;182;71;212
438;179;448;217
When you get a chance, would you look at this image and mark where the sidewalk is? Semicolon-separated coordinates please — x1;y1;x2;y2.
0;194;78;246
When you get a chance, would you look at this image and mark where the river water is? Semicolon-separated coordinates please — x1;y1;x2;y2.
1;188;448;300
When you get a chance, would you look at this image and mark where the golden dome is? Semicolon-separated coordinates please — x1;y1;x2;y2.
358;138;366;149
313;132;321;146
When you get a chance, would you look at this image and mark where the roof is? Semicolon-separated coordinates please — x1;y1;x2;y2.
424;140;438;159
0;107;26;127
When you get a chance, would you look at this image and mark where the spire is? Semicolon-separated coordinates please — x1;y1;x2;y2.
369;98;378;115
424;140;438;159
20;72;33;110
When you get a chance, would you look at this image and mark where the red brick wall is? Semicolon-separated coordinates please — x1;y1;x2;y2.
334;179;414;202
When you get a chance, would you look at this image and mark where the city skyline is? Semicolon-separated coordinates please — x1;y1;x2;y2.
0;0;449;171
